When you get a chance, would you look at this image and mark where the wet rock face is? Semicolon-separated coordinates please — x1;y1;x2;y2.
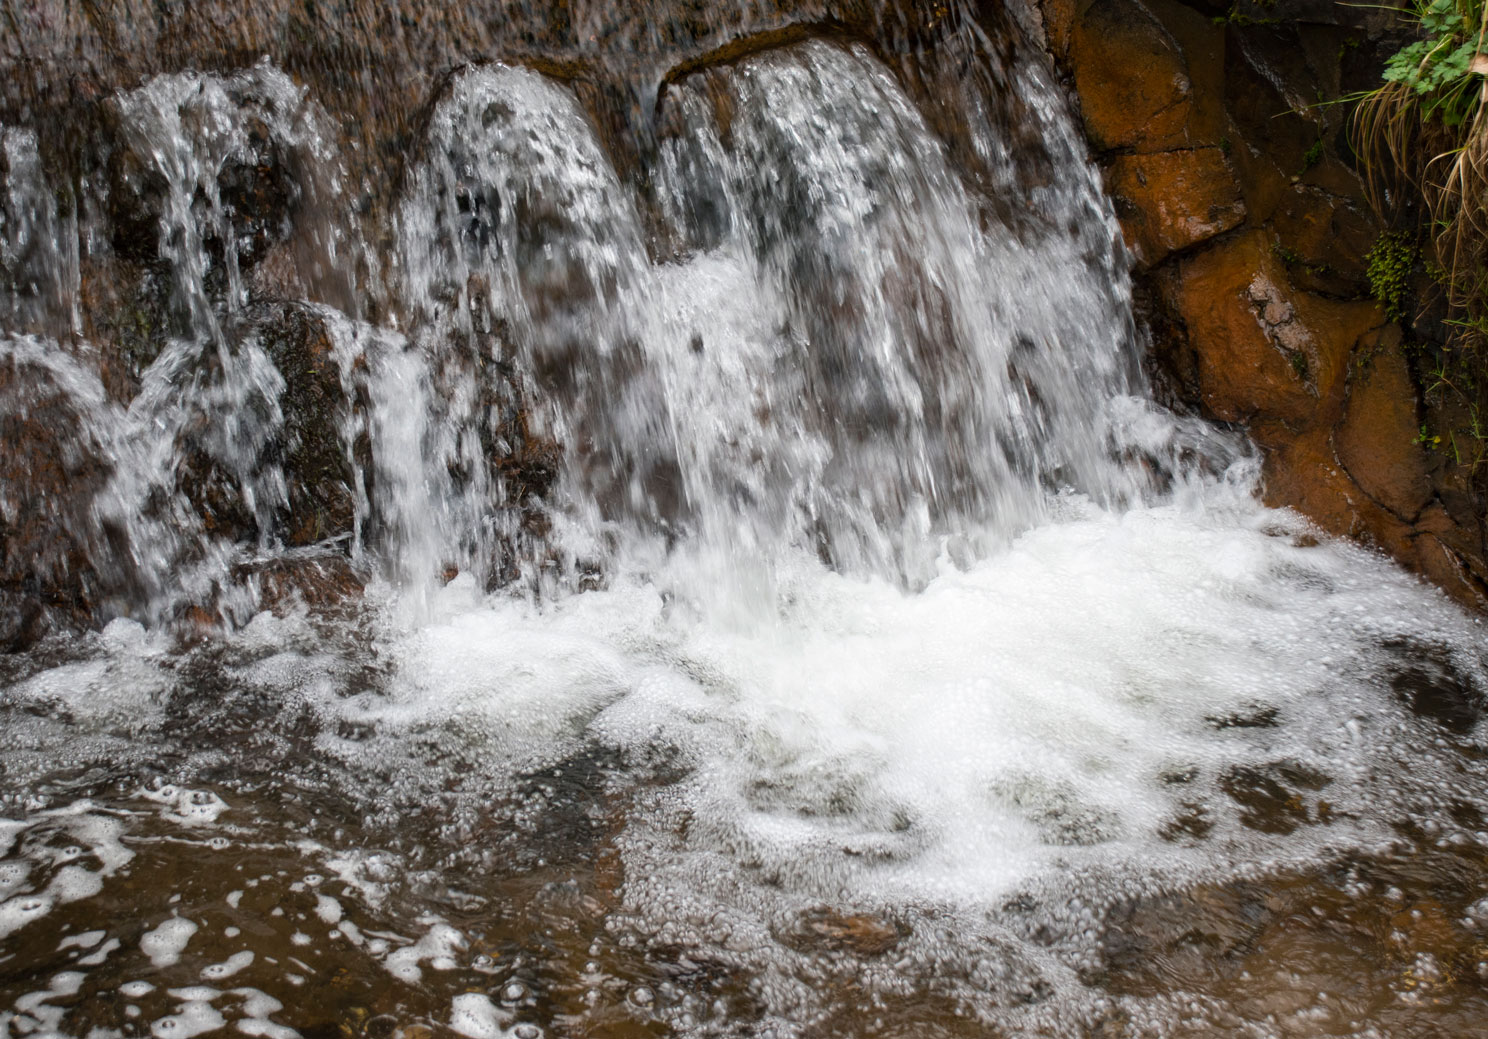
0;346;121;647
1045;0;1488;610
1104;149;1245;268
249;305;359;548
171;304;361;552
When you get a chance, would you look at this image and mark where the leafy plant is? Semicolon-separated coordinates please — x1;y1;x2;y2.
1353;0;1488;304
1381;0;1488;126
1351;0;1488;480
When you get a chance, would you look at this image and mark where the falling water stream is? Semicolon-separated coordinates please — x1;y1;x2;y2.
1;4;1487;1037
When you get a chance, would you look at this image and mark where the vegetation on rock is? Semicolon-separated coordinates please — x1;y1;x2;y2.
1352;0;1488;501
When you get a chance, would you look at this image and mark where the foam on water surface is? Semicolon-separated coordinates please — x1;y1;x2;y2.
2;477;1482;1035
0;7;1486;1036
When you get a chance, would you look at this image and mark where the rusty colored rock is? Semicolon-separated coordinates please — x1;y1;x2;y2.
1258;425;1405;547
782;907;904;956
1068;0;1196;152
1269;183;1378;298
1105;147;1245;267
1335;342;1432;523
1169;231;1379;426
235;554;366;617
1181;240;1308;421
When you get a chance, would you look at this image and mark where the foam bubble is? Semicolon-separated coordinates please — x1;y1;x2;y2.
313;894;342;924
384;923;465;984
200;951;254;980
0;894;54;939
141;917;199;968
450;994;510;1039
79;937;121;966
58;929;106;951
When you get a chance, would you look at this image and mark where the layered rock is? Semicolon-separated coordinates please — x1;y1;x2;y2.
1043;0;1488;609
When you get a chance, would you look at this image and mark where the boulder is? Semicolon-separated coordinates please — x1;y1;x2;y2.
0;342;124;640
1104;148;1245;266
1167;230;1382;426
252;305;361;547
1334;339;1432;522
1067;0;1196;152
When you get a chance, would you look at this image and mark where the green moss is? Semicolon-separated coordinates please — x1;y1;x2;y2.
1297;137;1324;176
1365;232;1418;322
1211;3;1279;27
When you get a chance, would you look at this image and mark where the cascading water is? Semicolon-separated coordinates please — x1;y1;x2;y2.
1;5;1487;1038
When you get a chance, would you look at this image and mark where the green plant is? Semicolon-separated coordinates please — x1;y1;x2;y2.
1382;0;1488;126
1298;136;1325;175
1366;231;1419;320
1353;0;1488;302
1211;3;1279;27
1419;348;1488;466
1350;1;1488;478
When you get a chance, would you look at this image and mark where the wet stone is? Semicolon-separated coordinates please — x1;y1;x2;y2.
779;907;905;957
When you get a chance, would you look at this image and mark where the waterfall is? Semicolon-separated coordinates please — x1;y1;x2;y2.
0;4;1485;1037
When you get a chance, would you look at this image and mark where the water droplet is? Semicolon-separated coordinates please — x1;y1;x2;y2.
501;981;527;1003
629;986;655;1008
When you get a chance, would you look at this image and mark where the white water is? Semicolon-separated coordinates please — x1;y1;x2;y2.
0;12;1486;1038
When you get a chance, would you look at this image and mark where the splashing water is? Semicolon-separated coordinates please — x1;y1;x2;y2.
0;11;1486;1039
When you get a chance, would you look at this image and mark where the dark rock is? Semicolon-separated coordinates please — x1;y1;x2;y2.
0;343;125;628
251;305;360;547
233;553;367;617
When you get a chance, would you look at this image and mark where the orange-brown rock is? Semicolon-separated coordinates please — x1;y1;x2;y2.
1169;230;1383;426
1335;342;1432;522
1105;148;1245;267
1412;519;1488;611
234;554;367;617
1067;0;1196;152
1269;181;1378;297
781;907;904;956
1258;425;1413;554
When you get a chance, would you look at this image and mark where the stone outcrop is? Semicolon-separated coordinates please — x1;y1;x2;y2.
1042;0;1488;609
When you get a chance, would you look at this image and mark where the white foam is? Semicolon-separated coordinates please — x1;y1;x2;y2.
0;894;53;939
58;929;105;951
450;994;510;1039
15;971;85;1012
79;938;121;966
0;862;28;899
48;864;104;903
151;999;224;1039
140;786;230;826
141;917;199;968
201;951;254;980
312;895;341;925
383;922;465;984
